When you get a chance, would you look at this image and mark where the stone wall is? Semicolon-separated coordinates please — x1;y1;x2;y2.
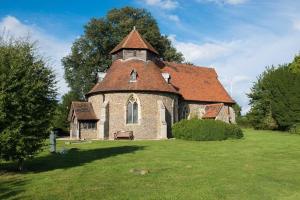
179;101;236;123
216;106;230;123
88;92;178;140
215;105;236;124
70;116;78;139
178;101;206;120
88;95;103;138
80;128;98;139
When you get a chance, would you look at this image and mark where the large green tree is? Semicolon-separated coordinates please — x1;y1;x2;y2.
247;67;278;130
247;54;300;130
264;65;300;130
0;38;57;170
63;7;184;98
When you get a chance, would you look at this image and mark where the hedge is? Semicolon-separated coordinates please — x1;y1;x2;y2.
172;119;243;141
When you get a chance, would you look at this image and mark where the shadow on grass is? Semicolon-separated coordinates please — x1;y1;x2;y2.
0;145;145;173
0;175;26;200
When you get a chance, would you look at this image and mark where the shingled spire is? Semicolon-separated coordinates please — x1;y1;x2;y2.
110;27;159;56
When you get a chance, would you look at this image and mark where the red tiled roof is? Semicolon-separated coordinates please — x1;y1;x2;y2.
68;102;98;121
161;62;235;103
203;103;224;118
87;59;178;95
110;29;159;55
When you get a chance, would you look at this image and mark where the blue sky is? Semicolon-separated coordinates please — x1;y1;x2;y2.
1;0;300;113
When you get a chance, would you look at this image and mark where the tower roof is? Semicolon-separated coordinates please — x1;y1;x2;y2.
110;28;159;55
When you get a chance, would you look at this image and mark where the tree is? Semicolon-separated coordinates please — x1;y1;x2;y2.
247;54;300;131
289;54;300;73
63;7;184;98
247;67;278;130
0;37;57;170
232;103;241;118
52;91;80;133
264;65;300;130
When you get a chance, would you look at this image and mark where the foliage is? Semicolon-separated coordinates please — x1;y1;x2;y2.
247;67;278;130
289;123;300;135
51;91;80;134
247;55;300;131
289;54;300;73
232;103;242;118
63;7;184;98
0;37;57;170
172;119;243;141
264;65;300;130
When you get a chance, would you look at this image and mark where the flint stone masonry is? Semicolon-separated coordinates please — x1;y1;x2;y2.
88;92;177;140
157;100;167;139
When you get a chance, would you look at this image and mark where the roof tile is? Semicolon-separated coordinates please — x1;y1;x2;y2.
162;62;234;103
110;29;158;54
87;59;178;95
203;103;224;118
69;102;98;121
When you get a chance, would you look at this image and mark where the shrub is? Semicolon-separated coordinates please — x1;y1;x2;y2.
236;116;252;128
289;123;300;134
172;119;244;141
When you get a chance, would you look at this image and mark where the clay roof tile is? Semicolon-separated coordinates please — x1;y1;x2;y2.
68;102;98;121
110;29;158;54
162;62;235;103
203;103;224;118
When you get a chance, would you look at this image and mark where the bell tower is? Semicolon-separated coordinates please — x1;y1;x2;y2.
110;27;159;62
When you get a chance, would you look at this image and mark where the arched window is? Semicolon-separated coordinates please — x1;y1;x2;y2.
130;70;137;82
181;104;189;119
126;96;138;124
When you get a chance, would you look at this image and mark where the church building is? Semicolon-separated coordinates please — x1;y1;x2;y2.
68;28;236;140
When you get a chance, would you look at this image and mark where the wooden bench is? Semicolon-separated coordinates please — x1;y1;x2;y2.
114;131;134;140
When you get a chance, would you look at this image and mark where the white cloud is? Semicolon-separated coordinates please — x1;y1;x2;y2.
140;0;179;10
198;0;247;5
0;16;71;98
169;35;238;62
167;15;180;23
170;29;300;114
224;0;247;5
293;20;300;31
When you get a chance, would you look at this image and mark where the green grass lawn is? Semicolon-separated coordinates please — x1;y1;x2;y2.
1;129;300;200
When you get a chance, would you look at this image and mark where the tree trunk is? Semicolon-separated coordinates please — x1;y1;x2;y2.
17;159;24;171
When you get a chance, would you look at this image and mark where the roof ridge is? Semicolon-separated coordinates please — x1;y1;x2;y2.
205;103;224;106
122;30;134;48
110;28;158;54
134;30;148;49
164;61;214;70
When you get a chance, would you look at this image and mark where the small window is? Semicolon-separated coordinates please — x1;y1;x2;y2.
181;105;189;119
126;96;139;124
133;50;137;57
130;70;137;82
80;122;96;130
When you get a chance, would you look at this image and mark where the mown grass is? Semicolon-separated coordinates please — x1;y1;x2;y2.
1;129;300;200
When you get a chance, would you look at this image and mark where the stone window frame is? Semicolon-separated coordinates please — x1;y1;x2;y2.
80;121;97;130
125;94;141;125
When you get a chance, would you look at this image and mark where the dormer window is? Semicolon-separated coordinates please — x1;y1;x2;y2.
130;70;137;82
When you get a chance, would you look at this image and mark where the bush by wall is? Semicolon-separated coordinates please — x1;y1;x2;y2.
172;119;243;141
